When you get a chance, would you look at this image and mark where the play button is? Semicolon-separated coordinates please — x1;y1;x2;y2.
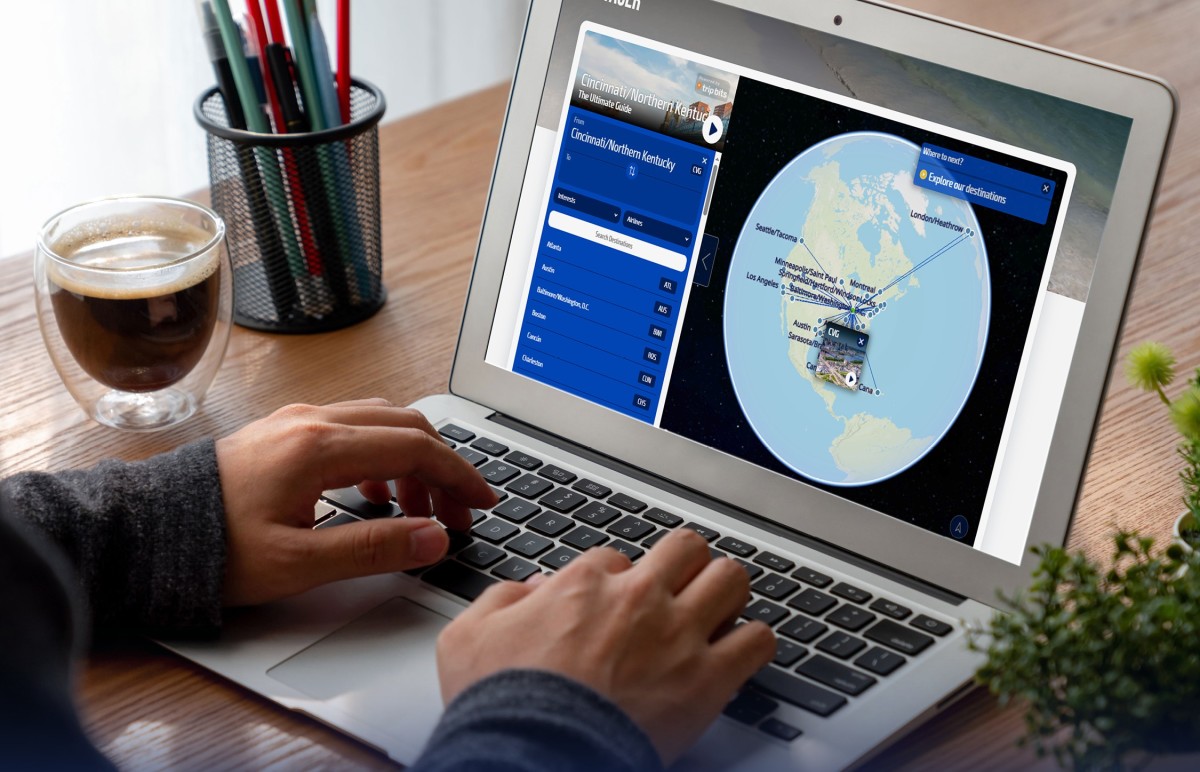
702;114;724;145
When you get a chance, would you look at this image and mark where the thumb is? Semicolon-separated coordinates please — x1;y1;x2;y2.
305;517;450;584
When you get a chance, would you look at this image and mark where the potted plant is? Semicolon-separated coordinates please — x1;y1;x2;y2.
1125;342;1200;548
967;342;1200;768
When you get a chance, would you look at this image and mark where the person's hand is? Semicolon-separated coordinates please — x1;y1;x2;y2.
216;399;497;607
436;529;776;764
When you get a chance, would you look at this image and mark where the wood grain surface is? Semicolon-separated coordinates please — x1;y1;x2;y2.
0;0;1196;768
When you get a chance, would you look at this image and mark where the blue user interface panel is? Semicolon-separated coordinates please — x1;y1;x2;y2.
511;32;736;421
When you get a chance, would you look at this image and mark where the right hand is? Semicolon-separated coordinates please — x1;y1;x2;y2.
436;529;777;765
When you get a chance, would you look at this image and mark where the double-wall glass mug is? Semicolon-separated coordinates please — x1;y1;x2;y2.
34;196;233;431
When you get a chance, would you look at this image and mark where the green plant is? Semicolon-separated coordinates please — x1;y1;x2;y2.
970;534;1200;769
1126;342;1200;545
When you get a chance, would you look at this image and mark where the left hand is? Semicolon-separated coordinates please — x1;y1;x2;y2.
215;399;497;606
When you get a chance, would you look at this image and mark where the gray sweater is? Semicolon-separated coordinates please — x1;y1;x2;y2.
0;440;662;772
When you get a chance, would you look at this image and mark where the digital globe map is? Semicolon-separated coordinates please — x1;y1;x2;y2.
724;132;990;486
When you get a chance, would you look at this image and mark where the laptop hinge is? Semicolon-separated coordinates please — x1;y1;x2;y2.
486;412;966;605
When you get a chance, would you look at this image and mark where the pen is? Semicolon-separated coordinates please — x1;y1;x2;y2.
198;0;246;130
337;0;350;125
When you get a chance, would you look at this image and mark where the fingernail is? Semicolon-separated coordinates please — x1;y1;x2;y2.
410;523;448;562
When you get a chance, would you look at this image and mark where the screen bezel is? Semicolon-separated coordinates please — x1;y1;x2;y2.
449;0;1177;603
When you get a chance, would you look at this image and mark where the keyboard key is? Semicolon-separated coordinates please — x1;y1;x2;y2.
796;654;877;696
470;437;509;456
792;566;833;588
827;606;877;632
493;497;541;523
759;718;802;742
538;464;577;485
816;632;867;659
606;539;645;561
503;450;542;470
855;647;906;676
314;512;360;529
447;530;474;553
562;525;609;550
750;667;847;718
507;532;554;558
865;620;935;655
774;639;807;667
443;439;457;449
722;690;778;726
574;501;622;527
716;536;757;558
831;582;872;604
539;487;587;513
479;461;520;485
538;545;581;570
490;486;509;503
606;515;655;541
456;447;489;466
735;558;764;579
682;522;719;541
869;598;913;620
505;473;553;500
643;507;683;527
423;562;498;601
527;512;574;537
778;615;827;644
607;492;647;513
752;574;801;601
911;615;954;636
470;509;488;525
741;599;788;626
471;517;519;544
572;478;612;498
439;424;475;443
754;552;795;573
321;487;401;519
788;588;837;616
458;542;507;569
314;507;336;525
491;556;540;581
642;530;669;549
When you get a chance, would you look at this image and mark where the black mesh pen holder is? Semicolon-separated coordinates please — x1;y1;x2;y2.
195;78;387;333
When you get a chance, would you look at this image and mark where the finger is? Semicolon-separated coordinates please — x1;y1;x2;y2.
430;487;474;532
563;543;634;577
634;528;711;594
320;426;497;510
396;476;434;518
300;517;450;586
357;479;392;505
676;557;751;634
324;397;395;409
710;621;777;687
311;404;440;439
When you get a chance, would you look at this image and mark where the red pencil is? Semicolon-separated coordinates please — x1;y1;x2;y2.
262;0;287;45
337;0;351;124
249;0;322;276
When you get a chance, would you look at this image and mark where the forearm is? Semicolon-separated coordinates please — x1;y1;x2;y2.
0;440;227;634
412;670;663;772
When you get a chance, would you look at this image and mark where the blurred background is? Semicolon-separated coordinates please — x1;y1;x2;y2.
0;0;529;259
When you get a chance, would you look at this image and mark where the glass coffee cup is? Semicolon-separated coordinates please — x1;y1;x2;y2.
34;196;233;431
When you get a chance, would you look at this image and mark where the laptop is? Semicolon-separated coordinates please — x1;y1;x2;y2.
166;0;1176;769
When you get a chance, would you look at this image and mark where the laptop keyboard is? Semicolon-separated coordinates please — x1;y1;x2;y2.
316;421;957;744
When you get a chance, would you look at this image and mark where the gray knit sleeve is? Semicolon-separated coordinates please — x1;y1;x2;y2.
411;669;664;772
0;439;227;635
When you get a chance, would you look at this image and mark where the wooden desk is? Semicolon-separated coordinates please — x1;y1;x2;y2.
0;0;1195;767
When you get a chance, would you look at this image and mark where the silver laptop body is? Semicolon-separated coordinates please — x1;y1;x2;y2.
165;1;1176;769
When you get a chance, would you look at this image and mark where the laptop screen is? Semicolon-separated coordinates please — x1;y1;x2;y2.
483;0;1132;565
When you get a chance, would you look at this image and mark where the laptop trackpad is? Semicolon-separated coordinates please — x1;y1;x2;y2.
267;596;449;744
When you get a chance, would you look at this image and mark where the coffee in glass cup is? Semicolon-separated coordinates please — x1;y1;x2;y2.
35;197;232;431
